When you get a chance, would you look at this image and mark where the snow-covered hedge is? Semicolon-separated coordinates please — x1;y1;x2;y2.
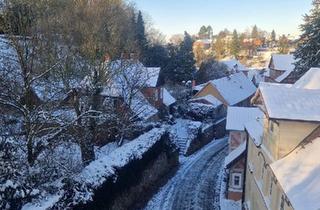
23;127;172;209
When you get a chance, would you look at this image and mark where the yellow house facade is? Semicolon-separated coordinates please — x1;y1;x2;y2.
244;83;320;210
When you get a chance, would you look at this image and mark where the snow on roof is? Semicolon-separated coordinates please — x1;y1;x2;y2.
259;82;320;122
209;72;256;105
224;142;246;167
108;60;160;89
146;67;160;87
193;83;206;91
78;127;166;189
270;54;296;71
245;116;264;146
221;59;248;72
163;88;176;106
275;69;293;82
226;107;263;131
190;94;222;108
129;91;158;120
270;138;320;210
294;67;320;89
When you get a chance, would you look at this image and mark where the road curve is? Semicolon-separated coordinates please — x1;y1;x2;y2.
144;137;228;210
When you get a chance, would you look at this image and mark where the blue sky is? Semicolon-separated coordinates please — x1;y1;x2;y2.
131;0;313;38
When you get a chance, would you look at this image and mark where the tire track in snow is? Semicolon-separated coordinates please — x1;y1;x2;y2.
144;137;228;210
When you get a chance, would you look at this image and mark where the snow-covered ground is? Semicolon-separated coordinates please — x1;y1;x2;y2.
144;137;228;210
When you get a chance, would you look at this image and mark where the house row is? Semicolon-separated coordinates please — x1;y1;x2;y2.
99;59;176;121
223;67;320;210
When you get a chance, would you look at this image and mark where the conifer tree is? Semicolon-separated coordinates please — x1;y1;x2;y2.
230;29;241;58
294;0;320;76
136;11;148;61
271;29;276;41
174;31;196;82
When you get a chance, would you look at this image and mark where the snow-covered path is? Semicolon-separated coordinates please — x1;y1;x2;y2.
144;137;228;210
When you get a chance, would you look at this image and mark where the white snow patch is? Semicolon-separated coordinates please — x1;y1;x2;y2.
259;82;320;122
270;138;320;210
77;127;166;188
293;67;320;90
163;88;176;106
245;116;264;146
224;142;246;167
22;195;61;210
190;94;222;108
226;107;263;131
169;119;202;155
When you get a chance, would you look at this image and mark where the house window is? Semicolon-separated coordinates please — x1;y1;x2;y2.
232;173;242;188
280;195;285;210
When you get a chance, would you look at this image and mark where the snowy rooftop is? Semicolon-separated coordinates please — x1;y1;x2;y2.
270;138;320;210
163;88;176;106
259;82;320;122
221;59;248;72
270;54;296;72
129;91;158;120
190;94;222;108
193;83;206;91
293;67;320;89
224;142;246;167
245;116;264;146
269;54;297;82
226;107;264;131
146;67;160;87
209;72;256;105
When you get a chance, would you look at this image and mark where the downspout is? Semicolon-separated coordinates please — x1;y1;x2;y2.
241;130;249;209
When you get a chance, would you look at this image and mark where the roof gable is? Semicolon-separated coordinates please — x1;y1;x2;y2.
258;82;320;122
294;67;320;89
210;72;256;105
270;54;296;71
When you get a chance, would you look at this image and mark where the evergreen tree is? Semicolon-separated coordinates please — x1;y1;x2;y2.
294;0;320;76
136;10;148;61
230;29;241;58
271;29;276;41
251;25;259;39
198;25;207;38
174;31;196;82
207;25;213;39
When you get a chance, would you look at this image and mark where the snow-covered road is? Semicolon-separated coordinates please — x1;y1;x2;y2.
144;137;228;210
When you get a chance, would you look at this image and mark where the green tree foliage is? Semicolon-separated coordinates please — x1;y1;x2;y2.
195;58;227;84
163;32;196;83
251;25;259;39
294;0;320;76
135;10;149;61
198;25;213;39
278;35;289;54
271;29;276;41
230;29;241;58
213;34;226;60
